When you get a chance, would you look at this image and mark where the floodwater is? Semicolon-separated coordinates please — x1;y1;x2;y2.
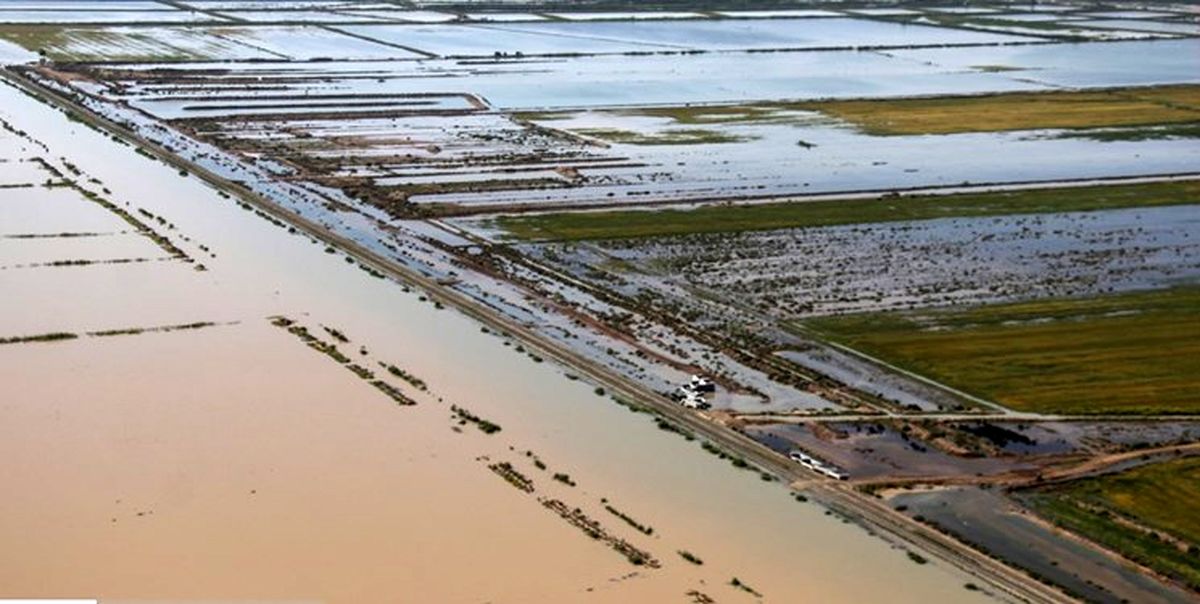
0;84;991;601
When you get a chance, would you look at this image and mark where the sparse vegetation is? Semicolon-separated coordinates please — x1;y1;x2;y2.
604;503;654;536
452;405;502;434
0;331;78;345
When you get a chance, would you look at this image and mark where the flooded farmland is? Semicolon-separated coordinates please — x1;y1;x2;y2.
0;77;990;602
2;1;1198;602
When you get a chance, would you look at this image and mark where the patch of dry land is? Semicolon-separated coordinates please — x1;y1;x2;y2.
0;80;987;602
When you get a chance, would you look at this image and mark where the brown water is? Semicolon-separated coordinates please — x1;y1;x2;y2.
0;83;992;603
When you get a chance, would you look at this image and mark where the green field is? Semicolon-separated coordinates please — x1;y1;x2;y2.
800;287;1200;415
1024;456;1200;590
495;180;1200;241
803;84;1200;136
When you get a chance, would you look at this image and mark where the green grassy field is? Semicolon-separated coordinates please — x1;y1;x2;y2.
495;180;1200;241
521;85;1200;136
800;287;1200;415
800;85;1200;136
1024;456;1200;590
574;127;751;145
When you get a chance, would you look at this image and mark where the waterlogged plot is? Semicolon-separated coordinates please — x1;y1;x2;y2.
0;187;136;235
891;38;1200;87
0;231;163;268
56;52;1200;216
714;10;844;18
545;12;706;21
337;23;677;56
1074;19;1200;36
179;110;607;216
211;9;392;23
178;0;362;8
0;1;168;9
469;182;1200;416
211;25;418;59
0;10;226;24
91;49;1051;110
334;9;460;23
461;12;546;23
477;18;1035;52
0;25;279;61
531;203;1200;317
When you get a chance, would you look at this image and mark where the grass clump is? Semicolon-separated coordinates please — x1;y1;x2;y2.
0;332;78;345
452;405;501;434
604;504;654;536
381;363;428;391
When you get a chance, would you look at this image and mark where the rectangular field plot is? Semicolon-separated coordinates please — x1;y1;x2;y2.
0;157;52;185
0;259;217;335
0;10;226;24
1074;19;1200;36
543;12;706;21
214;9;396;23
0;187;132;235
802;287;1200;414
210;25;421;59
336;23;678;56
891;38;1200;88
0;25;279;61
483;18;1034;51
0;231;165;268
333;10;460;23
0;1;169;9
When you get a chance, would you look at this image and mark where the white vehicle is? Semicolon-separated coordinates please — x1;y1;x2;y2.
681;392;710;410
789;449;848;480
690;375;716;392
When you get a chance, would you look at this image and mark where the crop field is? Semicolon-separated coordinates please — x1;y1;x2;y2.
1024;456;1200;590
800;84;1200;135
58;60;1200;214
494;179;1200;241
801;287;1200;414
523;201;1200;316
1;2;1192;215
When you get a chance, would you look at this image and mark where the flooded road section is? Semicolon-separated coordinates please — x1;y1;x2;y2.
0;85;992;601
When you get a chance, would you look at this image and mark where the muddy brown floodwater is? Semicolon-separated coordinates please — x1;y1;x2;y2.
0;82;992;602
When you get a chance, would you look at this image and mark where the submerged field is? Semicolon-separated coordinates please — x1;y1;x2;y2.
1024;456;1200;590
495;179;1200;241
801;287;1200;414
